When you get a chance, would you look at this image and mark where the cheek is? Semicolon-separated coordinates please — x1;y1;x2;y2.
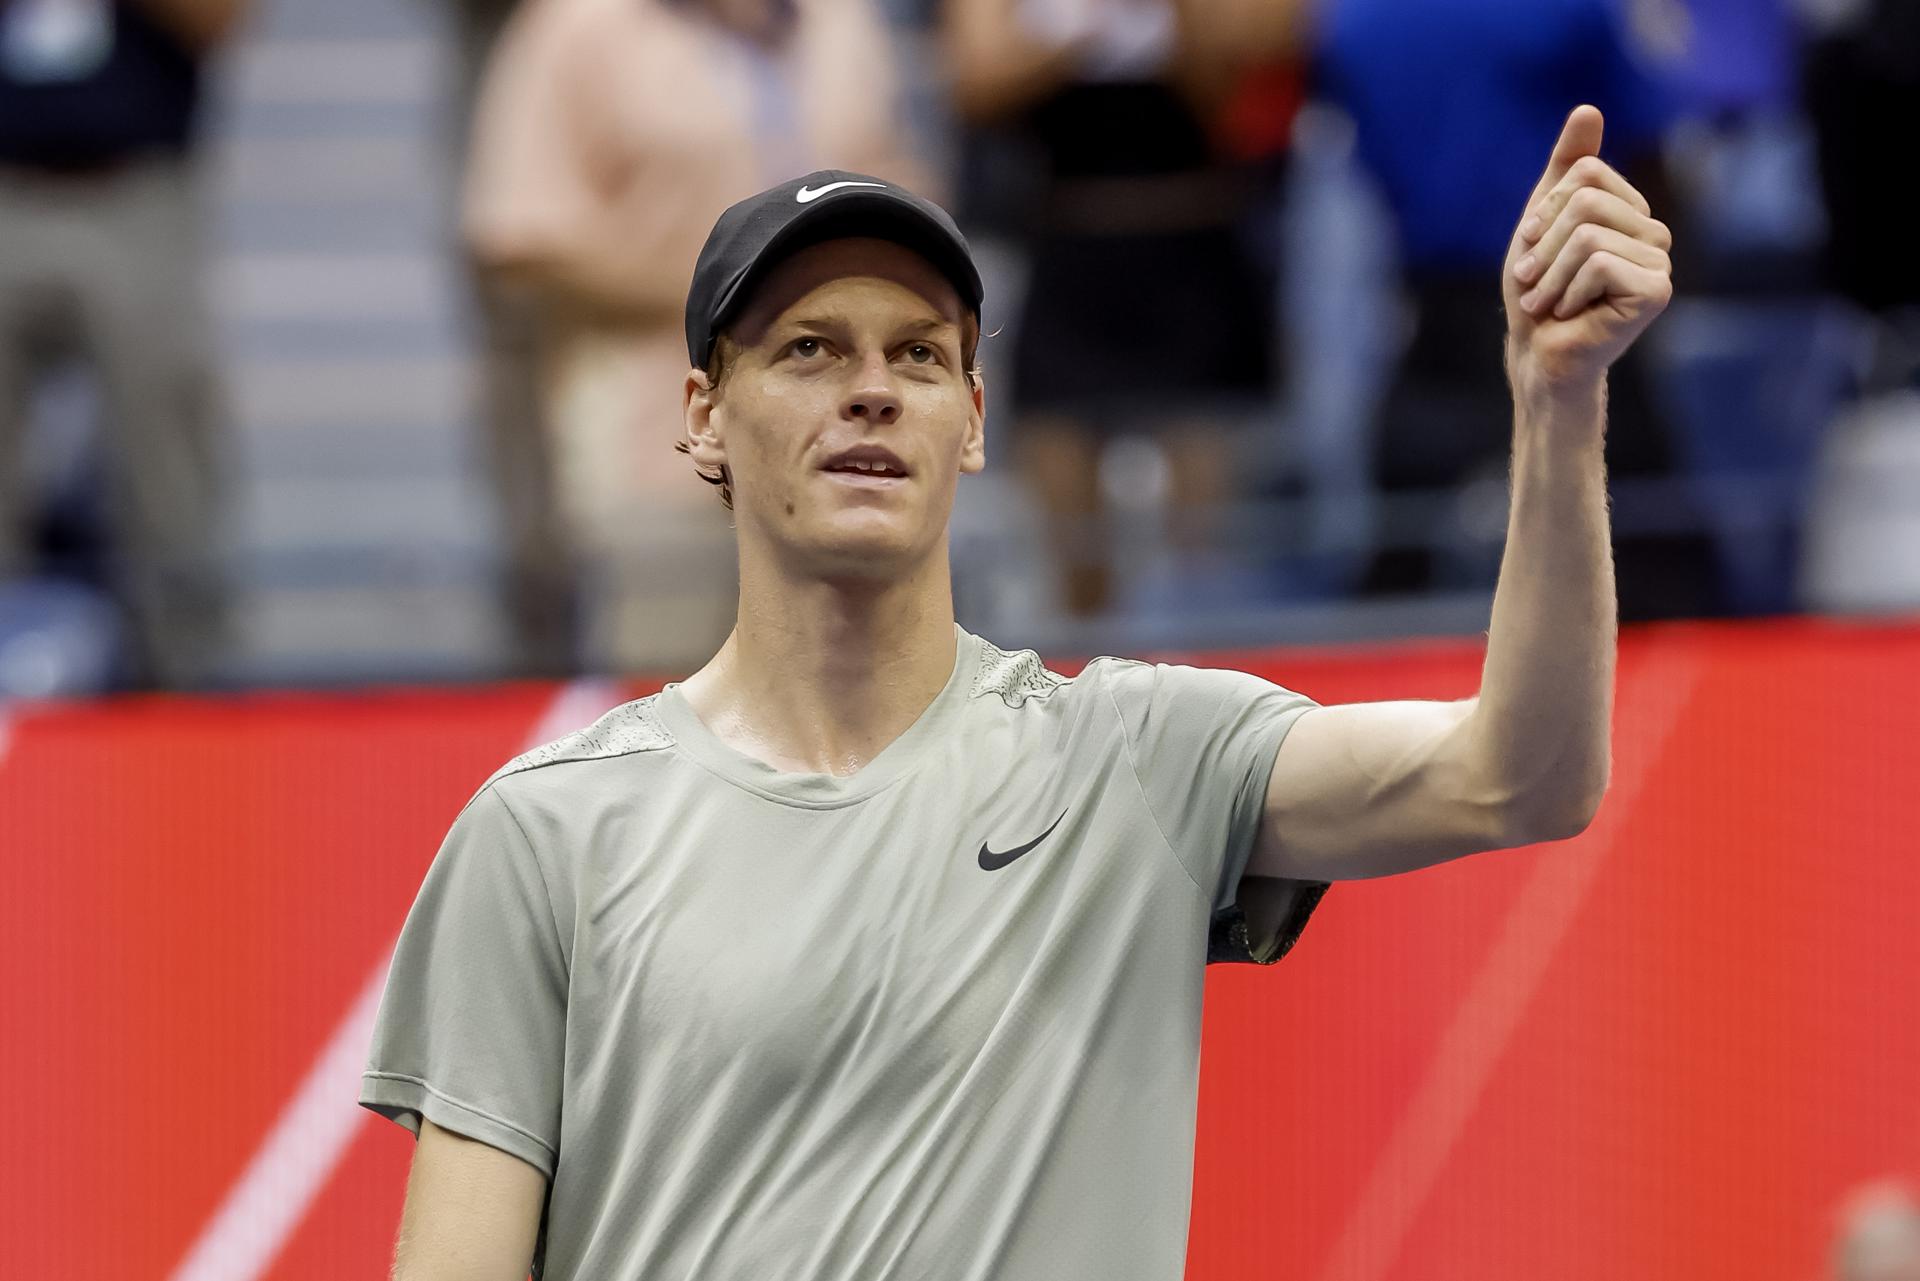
724;403;811;513
931;392;981;467
756;447;802;517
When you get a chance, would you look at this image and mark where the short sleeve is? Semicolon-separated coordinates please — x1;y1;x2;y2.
358;785;567;1178
1100;659;1329;966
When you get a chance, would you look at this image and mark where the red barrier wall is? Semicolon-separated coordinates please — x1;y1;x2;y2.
2;616;1914;1280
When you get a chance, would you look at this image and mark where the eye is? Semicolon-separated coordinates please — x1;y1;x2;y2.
789;337;824;359
903;343;936;364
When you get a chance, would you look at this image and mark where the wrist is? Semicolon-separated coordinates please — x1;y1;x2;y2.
1507;346;1606;423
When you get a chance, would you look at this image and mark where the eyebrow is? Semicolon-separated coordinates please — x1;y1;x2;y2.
781;316;848;335
898;317;960;336
781;315;959;339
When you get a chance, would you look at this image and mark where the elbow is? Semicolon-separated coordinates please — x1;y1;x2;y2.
464;212;564;283
168;6;250;53
1541;798;1601;844
1504;776;1608;846
948;75;1016;126
942;41;1056;125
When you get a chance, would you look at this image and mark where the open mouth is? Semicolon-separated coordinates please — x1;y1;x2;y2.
825;462;907;485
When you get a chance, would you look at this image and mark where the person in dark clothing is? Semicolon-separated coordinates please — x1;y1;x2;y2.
0;0;247;688
943;0;1309;616
1803;0;1920;316
440;0;579;680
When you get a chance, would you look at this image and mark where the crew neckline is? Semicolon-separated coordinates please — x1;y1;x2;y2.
654;624;980;809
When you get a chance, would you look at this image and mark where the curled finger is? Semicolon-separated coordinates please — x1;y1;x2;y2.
1515;187;1670;287
1521;223;1669;316
1520;154;1652;243
1554;249;1672;319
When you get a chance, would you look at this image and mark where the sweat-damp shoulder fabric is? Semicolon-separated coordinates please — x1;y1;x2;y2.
359;626;1329;1280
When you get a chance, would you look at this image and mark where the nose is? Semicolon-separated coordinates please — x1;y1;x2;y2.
841;354;901;426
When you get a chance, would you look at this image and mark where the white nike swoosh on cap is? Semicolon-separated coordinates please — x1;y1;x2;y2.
795;180;887;203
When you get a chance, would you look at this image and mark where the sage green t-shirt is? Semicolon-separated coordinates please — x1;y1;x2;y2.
360;626;1328;1279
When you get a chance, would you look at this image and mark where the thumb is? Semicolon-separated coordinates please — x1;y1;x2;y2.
1528;104;1605;204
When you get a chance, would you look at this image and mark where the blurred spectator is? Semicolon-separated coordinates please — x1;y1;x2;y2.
1801;386;1920;612
439;0;578;681
1623;0;1851;619
943;0;1309;617
1655;0;1821;295
1802;0;1920;316
444;0;584;683
0;0;244;690
1830;1178;1920;1281
1251;99;1398;605
463;0;928;675
1316;0;1726;621
1789;0;1920;616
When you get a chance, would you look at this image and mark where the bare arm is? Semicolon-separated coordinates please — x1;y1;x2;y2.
466;178;716;325
1464;385;1615;835
1253;374;1615;886
391;1118;547;1281
1246;108;1674;885
1471;104;1676;831
1168;0;1311;111
1245;416;1611;883
940;0;1088;124
127;0;249;51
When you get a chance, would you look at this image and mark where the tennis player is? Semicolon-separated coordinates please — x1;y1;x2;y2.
360;104;1667;1279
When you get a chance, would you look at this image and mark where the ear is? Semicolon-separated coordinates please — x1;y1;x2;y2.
958;370;986;475
684;367;728;476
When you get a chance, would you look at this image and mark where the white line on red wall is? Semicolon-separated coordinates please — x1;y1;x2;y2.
167;679;623;1281
1311;645;1703;1281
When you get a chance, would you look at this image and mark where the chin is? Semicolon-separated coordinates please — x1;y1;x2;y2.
799;513;931;578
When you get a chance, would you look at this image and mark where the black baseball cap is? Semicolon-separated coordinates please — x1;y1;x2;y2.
684;170;985;368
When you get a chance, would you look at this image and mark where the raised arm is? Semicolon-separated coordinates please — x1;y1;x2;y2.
1247;105;1670;884
939;0;1088;124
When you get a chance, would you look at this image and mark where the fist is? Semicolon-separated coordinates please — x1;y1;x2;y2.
1504;105;1673;396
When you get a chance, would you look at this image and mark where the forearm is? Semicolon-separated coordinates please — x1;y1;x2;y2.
467;200;697;326
1172;0;1310;85
944;27;1084;123
482;241;686;325
1469;374;1617;837
128;0;248;50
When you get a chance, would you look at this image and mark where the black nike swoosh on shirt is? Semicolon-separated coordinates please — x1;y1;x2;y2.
978;809;1069;871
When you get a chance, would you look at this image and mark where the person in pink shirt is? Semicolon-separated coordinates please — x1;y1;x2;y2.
463;0;927;674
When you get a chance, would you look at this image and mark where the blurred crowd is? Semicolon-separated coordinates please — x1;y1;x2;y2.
1;0;1918;692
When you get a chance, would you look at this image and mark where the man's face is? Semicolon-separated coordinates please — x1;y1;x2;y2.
684;237;985;580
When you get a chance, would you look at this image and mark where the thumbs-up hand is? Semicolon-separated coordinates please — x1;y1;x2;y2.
1504;105;1673;401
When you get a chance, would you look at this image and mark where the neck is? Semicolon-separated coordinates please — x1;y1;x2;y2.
676;538;960;776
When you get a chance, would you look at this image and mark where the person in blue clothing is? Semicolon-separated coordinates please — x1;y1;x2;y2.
1316;0;1724;620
